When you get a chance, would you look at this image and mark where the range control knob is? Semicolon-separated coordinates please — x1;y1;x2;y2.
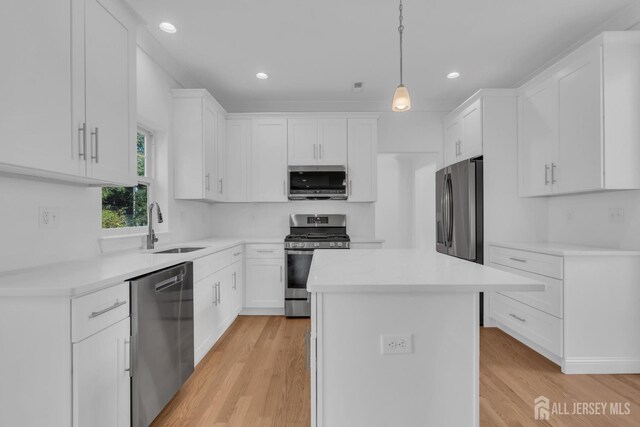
337;242;343;247
329;242;335;247
314;242;320;248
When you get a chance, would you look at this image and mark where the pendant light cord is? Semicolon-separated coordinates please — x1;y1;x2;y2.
398;0;404;85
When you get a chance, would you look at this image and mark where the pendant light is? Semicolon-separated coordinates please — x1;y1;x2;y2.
392;0;411;112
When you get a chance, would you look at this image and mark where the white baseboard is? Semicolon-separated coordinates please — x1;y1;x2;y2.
240;307;284;316
562;357;640;374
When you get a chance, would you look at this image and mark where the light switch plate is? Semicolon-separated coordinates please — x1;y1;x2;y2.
39;207;59;229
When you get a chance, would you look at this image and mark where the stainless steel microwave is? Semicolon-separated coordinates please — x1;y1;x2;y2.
288;166;347;200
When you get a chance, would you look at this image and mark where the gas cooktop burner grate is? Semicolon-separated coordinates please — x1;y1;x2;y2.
285;233;350;241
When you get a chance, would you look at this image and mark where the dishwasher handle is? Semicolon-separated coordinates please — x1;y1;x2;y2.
155;274;184;292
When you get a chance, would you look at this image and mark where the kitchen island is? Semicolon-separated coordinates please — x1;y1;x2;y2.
307;249;545;427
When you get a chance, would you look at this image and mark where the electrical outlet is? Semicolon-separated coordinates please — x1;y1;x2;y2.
380;334;413;355
609;207;624;224
39;207;59;229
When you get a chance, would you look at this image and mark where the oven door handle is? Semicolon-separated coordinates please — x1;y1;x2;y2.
286;250;315;255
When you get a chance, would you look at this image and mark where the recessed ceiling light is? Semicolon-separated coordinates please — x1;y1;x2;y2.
447;71;461;79
256;72;269;80
159;22;177;34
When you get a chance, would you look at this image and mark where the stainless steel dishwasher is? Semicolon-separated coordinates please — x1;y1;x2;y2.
130;262;194;427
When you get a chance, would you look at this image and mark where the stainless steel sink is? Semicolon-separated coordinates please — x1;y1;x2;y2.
153;247;205;254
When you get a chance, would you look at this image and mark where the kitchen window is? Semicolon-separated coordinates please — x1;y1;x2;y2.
101;128;154;230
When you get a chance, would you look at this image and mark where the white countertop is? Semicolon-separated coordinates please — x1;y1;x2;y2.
488;241;640;257
0;237;271;298
307;249;545;293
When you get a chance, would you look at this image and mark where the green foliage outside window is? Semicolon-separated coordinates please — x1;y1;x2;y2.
101;132;150;228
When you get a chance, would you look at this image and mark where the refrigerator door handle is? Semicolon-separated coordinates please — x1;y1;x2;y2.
441;174;448;248
444;174;453;247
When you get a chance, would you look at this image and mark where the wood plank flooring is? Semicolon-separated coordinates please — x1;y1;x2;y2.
151;316;640;426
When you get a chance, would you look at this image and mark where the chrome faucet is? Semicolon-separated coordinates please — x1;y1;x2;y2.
146;202;164;249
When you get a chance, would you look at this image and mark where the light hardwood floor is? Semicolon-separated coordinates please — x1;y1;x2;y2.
152;316;640;427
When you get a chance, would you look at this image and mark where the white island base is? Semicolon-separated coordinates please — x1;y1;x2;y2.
308;249;544;427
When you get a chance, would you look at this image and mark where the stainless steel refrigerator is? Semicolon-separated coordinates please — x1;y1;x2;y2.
436;157;484;324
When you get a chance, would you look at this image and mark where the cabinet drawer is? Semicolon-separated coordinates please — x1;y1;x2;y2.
230;245;244;263
246;244;284;259
489;246;563;279
491;293;563;357
194;250;232;282
72;282;129;343
491;263;563;318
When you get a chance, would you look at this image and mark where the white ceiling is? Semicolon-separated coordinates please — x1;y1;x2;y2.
127;0;635;112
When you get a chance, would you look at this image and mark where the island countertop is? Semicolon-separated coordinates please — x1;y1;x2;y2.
307;249;545;293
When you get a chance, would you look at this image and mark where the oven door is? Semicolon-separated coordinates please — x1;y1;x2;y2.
285;249;314;299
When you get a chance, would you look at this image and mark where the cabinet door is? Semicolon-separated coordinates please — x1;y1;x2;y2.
288;119;318;165
203;102;219;201
556;47;603;194
231;262;243;316
518;79;557;196
252;119;288;201
347;119;378;202
245;258;285;308
460;99;483;160
85;0;136;185
317;119;348;165
443;117;462;167
73;317;130;427
193;275;216;365
225;119;251;202
0;0;81;176
216;113;227;201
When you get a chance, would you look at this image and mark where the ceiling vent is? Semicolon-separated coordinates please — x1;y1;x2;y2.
352;82;365;93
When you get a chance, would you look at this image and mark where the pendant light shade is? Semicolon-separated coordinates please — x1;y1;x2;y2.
392;0;411;112
392;84;411;112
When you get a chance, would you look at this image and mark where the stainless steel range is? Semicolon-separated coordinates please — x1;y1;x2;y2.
285;214;350;317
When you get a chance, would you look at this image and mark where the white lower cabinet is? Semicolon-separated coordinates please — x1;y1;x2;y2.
72;317;131;427
193;245;244;365
244;244;285;309
488;243;640;374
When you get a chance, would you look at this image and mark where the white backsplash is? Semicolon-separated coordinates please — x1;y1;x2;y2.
209;201;375;239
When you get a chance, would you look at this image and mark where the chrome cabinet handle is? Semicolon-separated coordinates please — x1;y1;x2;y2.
349;180;353;196
551;163;557;184
313;144;317;160
233;251;242;256
124;337;131;374
78;123;87;160
91;127;99;163
305;327;311;371
257;249;275;253
218;178;223;194
89;299;126;319
509;257;527;263
205;173;210;191
544;164;550;185
509;313;526;322
232;272;237;290
280;266;283;282
212;283;218;305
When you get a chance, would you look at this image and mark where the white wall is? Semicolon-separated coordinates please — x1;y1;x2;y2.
375;154;438;249
377;111;446;155
209;202;374;239
0;47;211;273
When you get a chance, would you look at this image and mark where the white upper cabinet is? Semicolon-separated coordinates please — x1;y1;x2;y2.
443;98;483;167
317;119;348;165
225;119;252;202
173;89;226;202
0;0;138;186
288;119;317;165
518;32;640;197
251;119;288;202
519;78;557;197
347;119;378;202
288;118;347;165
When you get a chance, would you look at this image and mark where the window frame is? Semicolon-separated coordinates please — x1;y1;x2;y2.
101;127;155;236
